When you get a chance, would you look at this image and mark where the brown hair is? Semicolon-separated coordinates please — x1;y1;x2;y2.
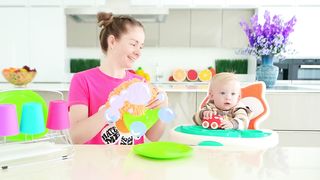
97;12;144;52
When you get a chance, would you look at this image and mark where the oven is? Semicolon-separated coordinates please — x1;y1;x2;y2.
275;59;320;80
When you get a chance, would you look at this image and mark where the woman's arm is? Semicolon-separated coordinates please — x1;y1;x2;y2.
145;90;168;141
69;105;107;144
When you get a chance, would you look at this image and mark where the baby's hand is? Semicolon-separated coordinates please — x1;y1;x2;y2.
202;110;217;120
220;119;234;129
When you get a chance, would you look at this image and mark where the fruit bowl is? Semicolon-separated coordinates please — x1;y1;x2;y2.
2;66;37;86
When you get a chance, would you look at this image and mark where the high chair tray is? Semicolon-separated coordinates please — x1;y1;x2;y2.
170;125;279;149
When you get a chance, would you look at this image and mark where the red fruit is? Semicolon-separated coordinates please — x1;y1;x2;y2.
168;75;174;81
128;69;136;74
186;69;198;81
208;66;216;77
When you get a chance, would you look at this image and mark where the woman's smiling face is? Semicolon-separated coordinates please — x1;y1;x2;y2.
112;26;145;69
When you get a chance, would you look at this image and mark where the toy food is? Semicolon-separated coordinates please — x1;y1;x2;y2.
168;75;174;81
208;66;216;77
172;68;186;82
135;67;150;82
186;69;198;81
198;69;212;82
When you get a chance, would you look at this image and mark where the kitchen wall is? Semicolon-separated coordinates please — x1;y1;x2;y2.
67;9;256;82
67;47;256;82
2;1;320;83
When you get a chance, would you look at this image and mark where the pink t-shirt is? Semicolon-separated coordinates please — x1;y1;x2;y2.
68;67;144;145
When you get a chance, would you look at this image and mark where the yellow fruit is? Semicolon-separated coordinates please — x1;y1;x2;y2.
198;69;212;82
172;69;187;82
144;73;150;82
135;67;145;77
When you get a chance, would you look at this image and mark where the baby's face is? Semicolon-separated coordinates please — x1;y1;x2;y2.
210;80;240;111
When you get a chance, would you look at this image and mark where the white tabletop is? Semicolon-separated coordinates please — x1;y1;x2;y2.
1;145;320;180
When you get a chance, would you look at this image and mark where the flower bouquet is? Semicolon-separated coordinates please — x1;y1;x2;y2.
239;10;297;88
240;10;297;58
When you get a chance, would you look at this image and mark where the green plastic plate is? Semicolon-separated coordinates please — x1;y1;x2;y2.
133;141;193;159
0;90;48;141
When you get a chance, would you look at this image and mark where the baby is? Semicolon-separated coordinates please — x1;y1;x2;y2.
193;72;251;130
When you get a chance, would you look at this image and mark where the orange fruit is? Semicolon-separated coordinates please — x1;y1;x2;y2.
198;69;212;82
172;69;186;82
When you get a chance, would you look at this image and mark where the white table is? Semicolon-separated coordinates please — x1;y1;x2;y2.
1;145;320;180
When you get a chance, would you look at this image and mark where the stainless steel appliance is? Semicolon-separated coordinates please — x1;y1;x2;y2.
275;59;320;80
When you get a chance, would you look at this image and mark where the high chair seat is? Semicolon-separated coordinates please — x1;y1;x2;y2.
169;82;278;149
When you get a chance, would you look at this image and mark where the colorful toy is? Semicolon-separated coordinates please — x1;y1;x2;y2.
170;82;279;149
201;114;222;129
104;79;175;140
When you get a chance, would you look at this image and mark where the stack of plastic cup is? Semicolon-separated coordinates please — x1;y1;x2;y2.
20;102;46;135
46;100;72;145
0;104;19;143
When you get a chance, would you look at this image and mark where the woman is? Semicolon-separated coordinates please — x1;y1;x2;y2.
68;12;167;144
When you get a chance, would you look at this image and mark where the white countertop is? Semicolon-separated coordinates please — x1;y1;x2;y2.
1;81;320;93
1;145;320;180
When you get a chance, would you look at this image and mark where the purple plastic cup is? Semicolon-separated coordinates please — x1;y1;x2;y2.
46;100;70;130
0;104;19;136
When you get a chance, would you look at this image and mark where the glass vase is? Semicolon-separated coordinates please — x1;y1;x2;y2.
256;55;279;88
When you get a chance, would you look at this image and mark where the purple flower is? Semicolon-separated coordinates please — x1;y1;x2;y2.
239;10;297;58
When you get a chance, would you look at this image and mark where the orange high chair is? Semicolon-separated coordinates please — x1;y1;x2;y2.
170;82;278;148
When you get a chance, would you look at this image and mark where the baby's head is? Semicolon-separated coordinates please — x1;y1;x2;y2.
208;72;241;110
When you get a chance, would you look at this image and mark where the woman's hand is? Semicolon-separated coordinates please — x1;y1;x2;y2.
146;89;168;109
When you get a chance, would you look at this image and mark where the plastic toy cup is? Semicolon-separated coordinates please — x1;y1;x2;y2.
0;104;19;136
20;102;45;135
46;100;70;130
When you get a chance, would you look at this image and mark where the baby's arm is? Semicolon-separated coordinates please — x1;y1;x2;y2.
192;105;216;125
231;108;250;130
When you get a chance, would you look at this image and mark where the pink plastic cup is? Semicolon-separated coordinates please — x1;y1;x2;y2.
46;100;70;130
0;104;19;136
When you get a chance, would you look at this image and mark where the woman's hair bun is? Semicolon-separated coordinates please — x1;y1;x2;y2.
97;12;113;28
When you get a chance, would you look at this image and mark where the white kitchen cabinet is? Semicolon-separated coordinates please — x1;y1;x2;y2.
63;0;95;6
222;9;253;49
0;0;27;6
190;10;222;47
277;131;320;147
0;7;29;80
159;10;191;47
162;0;192;6
29;0;62;6
263;92;320;130
28;7;66;82
66;16;98;47
161;92;197;140
143;23;160;47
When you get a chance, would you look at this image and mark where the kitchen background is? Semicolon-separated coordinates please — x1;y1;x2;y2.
1;0;320;146
1;0;320;83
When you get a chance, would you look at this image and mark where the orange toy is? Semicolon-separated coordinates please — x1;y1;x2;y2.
105;79;158;133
